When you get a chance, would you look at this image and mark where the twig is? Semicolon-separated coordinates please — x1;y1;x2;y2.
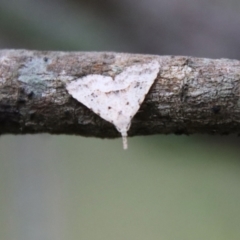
0;49;240;137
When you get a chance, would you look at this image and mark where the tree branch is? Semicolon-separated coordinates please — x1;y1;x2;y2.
0;49;240;138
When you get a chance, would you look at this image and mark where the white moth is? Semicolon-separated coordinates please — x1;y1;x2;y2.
66;60;160;149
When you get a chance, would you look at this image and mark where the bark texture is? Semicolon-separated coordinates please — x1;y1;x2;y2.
0;49;240;138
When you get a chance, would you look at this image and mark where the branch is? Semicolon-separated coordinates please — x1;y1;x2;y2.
0;49;240;138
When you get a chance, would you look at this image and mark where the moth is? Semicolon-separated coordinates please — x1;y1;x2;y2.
66;60;160;149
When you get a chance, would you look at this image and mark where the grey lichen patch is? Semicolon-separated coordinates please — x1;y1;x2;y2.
18;56;55;83
18;57;56;98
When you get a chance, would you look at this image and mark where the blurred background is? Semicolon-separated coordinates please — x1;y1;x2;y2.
1;0;240;239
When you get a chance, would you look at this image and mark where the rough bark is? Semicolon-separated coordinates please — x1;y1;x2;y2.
0;49;240;138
